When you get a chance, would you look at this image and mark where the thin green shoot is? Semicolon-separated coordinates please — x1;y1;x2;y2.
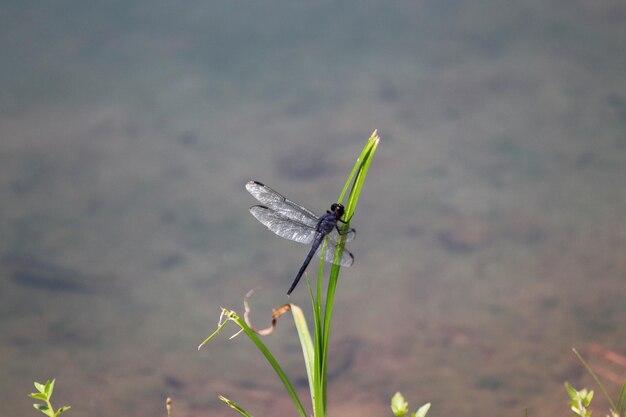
573;348;617;411
617;382;626;417
219;395;255;417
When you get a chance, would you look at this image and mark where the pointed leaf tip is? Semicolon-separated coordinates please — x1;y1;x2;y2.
414;402;431;417
391;392;409;416
34;381;46;393
44;379;55;397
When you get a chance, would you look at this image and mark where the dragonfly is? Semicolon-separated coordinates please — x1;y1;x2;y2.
246;181;355;295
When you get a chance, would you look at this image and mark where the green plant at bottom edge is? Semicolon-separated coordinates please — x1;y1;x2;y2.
565;382;594;417
565;348;626;417
28;379;71;417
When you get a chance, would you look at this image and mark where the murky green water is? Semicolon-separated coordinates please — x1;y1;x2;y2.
2;1;626;416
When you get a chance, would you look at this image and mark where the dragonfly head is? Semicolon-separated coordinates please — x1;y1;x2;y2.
329;203;345;217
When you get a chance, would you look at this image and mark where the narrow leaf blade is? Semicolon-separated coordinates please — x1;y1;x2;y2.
219;395;254;417
291;305;315;405
615;379;626;417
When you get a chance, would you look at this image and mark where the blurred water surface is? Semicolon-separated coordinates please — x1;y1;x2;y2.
1;1;626;416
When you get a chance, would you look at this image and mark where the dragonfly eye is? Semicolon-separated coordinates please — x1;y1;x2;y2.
331;203;344;217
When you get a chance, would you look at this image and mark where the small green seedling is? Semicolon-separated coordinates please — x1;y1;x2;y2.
391;392;431;417
28;379;71;417
565;382;593;417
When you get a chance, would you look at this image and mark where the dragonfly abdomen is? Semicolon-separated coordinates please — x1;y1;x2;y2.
287;233;324;295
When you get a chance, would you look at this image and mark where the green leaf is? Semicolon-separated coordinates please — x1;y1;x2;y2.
413;402;431;417
44;379;55;397
34;381;46;394
565;382;578;400
55;406;71;417
391;392;409;416
28;392;48;401
33;403;53;417
291;304;316;413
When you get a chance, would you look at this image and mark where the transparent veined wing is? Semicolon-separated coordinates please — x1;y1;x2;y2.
327;227;356;243
246;181;319;228
315;238;354;267
249;205;316;244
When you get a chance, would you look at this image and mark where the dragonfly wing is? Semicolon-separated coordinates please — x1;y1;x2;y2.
249;205;316;244
328;227;356;243
315;238;354;267
246;181;319;228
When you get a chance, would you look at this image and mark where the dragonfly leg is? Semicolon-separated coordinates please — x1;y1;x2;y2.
336;224;355;236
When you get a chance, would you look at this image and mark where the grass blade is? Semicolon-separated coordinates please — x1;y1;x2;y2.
219;395;255;417
572;348;616;411
616;380;626;417
291;304;316;411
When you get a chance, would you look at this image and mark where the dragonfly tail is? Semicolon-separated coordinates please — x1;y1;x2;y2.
286;273;303;296
287;238;319;295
